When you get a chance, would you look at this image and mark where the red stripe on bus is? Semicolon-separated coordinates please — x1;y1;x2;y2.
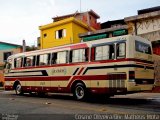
5;74;126;82
67;74;126;88
5;86;127;95
70;43;88;49
77;67;85;75
5;76;71;81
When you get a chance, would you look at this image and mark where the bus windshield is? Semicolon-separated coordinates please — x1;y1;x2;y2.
135;40;151;54
4;62;11;74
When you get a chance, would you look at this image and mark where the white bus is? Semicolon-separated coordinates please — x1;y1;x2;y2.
4;35;154;100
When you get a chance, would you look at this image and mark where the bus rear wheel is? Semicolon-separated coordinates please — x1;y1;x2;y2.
15;84;23;95
73;83;86;100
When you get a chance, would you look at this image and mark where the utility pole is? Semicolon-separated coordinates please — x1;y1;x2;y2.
22;39;26;52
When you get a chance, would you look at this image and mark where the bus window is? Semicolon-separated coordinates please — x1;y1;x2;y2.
14;57;23;68
71;49;88;63
51;52;57;64
57;51;68;64
95;44;115;60
24;56;35;67
135;40;151;54
117;43;126;59
37;54;51;66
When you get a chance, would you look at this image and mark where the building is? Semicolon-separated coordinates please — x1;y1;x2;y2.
0;41;22;86
79;19;128;41
39;10;100;49
53;10;100;30
125;6;160;55
101;19;127;29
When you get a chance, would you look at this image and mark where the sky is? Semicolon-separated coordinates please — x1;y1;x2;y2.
0;0;159;46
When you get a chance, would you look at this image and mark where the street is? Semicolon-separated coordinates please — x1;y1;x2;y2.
0;90;160;118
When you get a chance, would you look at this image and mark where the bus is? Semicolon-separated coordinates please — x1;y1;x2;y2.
4;35;154;100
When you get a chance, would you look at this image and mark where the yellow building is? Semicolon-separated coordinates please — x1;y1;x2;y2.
39;10;100;49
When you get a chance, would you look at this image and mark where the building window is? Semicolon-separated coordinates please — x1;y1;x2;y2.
55;29;66;39
3;52;12;62
44;33;47;38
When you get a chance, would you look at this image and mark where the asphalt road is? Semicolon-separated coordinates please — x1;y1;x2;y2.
0;90;160;120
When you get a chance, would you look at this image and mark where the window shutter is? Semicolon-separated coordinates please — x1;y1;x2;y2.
56;31;59;39
63;29;66;37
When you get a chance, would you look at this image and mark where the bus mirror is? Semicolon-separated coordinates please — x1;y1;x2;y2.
4;62;11;74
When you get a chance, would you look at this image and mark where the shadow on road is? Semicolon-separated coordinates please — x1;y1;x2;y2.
16;93;156;105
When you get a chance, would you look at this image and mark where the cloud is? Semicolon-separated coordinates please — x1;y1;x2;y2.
0;0;159;46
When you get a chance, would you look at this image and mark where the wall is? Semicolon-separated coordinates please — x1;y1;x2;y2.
0;46;22;86
0;71;4;86
136;17;160;42
72;22;89;44
40;18;93;49
153;54;160;86
41;23;73;49
0;47;22;63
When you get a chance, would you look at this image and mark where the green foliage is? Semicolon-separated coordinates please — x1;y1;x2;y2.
26;45;38;51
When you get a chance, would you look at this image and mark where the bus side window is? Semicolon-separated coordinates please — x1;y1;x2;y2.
51;52;57;64
71;49;87;63
36;55;40;66
33;56;36;66
23;57;27;67
47;53;51;65
117;43;125;59
95;44;115;61
14;57;23;68
69;51;72;63
57;51;68;64
109;44;115;59
14;59;16;68
85;48;89;61
38;54;49;66
25;56;35;67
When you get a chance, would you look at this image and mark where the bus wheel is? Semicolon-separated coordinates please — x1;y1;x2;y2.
73;83;86;100
15;84;23;95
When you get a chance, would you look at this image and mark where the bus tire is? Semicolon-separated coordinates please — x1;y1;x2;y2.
73;83;86;100
15;84;23;95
